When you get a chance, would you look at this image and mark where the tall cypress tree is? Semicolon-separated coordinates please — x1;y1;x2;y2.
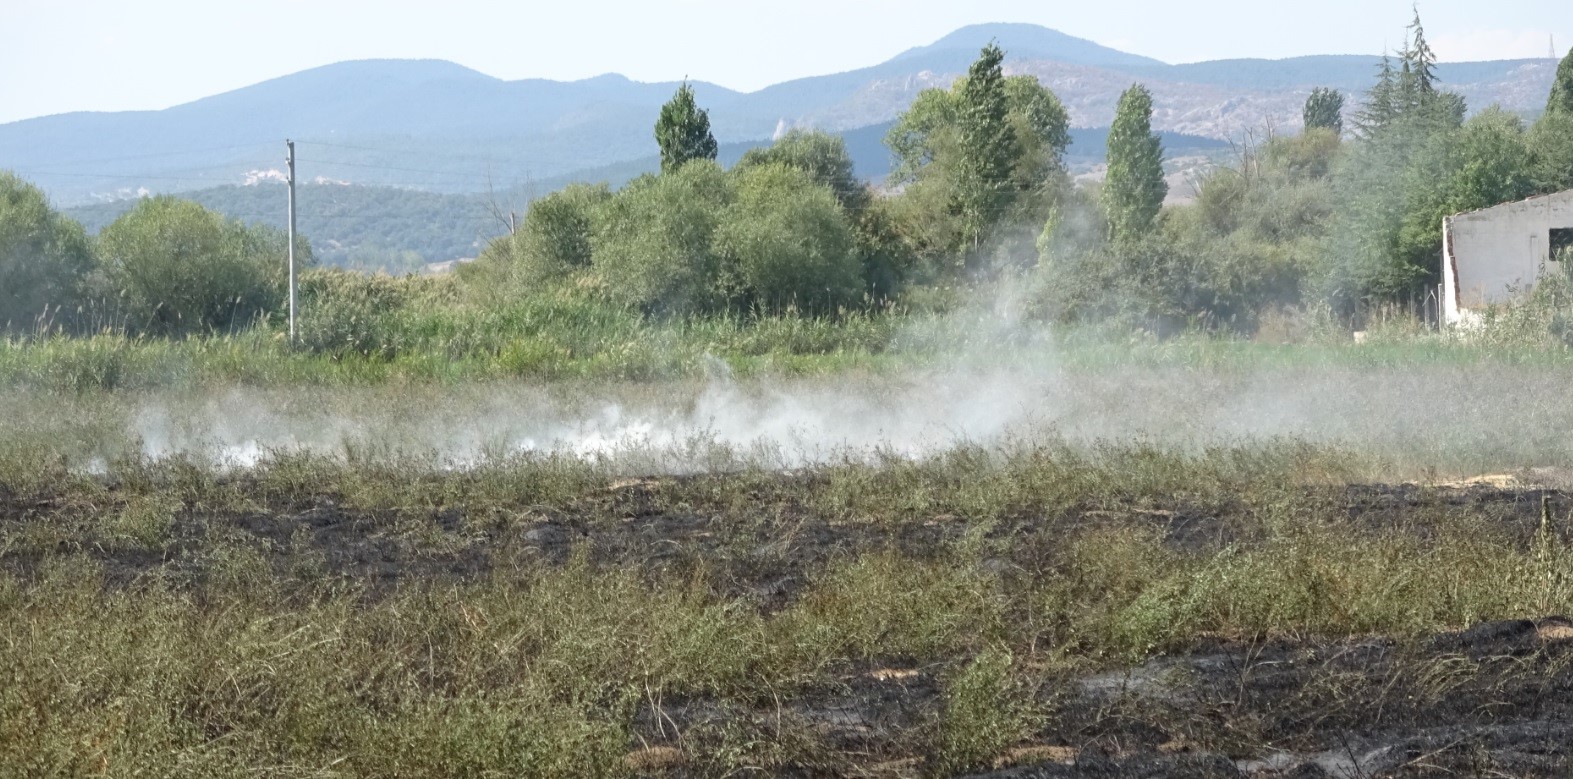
1549;47;1573;116
954;42;1017;253
654;82;718;174
1102;84;1166;242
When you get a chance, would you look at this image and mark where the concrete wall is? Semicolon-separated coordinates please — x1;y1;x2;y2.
1443;190;1573;325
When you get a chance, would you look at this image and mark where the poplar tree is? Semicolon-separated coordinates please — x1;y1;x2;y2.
655;82;718;174
954;42;1016;251
1303;88;1345;134
1102;84;1166;242
1549;47;1573;116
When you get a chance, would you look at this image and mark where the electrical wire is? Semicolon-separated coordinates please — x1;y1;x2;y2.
16;141;278;169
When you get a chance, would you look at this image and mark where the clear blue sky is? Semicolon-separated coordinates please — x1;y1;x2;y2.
3;0;1568;124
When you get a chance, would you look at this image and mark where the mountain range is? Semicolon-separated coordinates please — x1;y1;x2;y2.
3;22;1563;263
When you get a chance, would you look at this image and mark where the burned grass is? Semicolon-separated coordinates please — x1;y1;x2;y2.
2;445;1571;776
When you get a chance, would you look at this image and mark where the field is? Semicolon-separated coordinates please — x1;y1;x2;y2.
3;333;1573;777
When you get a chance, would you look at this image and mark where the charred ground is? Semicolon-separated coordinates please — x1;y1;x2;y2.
2;447;1571;776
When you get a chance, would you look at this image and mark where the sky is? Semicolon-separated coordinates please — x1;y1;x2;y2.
3;0;1568;124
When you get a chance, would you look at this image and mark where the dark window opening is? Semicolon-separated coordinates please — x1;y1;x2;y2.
1554;228;1573;260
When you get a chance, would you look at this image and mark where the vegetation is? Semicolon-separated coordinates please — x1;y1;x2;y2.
885;50;1072;268
655;82;719;174
1550;45;1573;116
7;20;1573;776
1;15;1572;352
714;163;863;313
1302;87;1344;134
96;197;305;337
67;183;492;271
474;182;609;292
0;172;93;332
1101;84;1167;243
0;420;1570;775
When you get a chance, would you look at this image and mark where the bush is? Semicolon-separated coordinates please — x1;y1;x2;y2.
478;183;610;290
715;164;864;313
1036;229;1300;335
96;197;306;337
1529;112;1573;193
295;269;417;360
737;129;870;211
0;172;94;333
590;162;731;316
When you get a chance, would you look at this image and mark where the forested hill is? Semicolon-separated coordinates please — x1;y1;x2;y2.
4;23;1556;205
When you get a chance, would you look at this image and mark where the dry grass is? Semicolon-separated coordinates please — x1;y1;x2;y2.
1;437;1570;775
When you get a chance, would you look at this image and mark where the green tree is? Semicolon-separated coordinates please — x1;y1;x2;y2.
1394;108;1536;271
654;82;718;174
1355;55;1401;137
1303;88;1345;134
715;163;863;313
1528;112;1573;192
1355;14;1464;141
887;88;961;186
738;129;914;296
479;183;610;288
0;172;94;333
737;129;868;211
1398;10;1439;106
1103;84;1167;242
1549;47;1573;116
590;162;731;315
954;42;1017;251
1001;75;1074;201
885;51;1071;264
1322;107;1534;307
96;196;302;336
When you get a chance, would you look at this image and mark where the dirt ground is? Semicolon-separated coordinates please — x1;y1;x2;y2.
2;478;1571;777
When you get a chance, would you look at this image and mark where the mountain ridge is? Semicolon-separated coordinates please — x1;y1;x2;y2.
1;23;1559;205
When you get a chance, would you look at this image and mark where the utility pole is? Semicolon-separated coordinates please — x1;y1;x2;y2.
286;139;297;345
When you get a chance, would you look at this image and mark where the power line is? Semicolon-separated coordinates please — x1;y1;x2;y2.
297;156;500;181
16;141;277;169
9;169;235;184
297;139;540;168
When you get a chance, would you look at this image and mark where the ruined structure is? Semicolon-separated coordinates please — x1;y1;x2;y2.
1442;190;1573;325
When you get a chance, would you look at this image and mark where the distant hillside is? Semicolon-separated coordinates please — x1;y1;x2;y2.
67;184;497;271
62;122;1227;266
2;22;1557;205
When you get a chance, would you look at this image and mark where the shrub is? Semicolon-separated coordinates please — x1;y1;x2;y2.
590;162;731;316
478;183;610;290
715;164;864;313
0;172;94;333
295;269;415;360
95;197;305;337
737;129;870;211
1035;230;1300;335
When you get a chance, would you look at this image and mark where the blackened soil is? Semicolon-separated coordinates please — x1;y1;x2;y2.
2;478;1572;776
630;618;1573;778
2;478;1566;598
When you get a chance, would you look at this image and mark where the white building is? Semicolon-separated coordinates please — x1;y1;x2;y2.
1442;190;1573;325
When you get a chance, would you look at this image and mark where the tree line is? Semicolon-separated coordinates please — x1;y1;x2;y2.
4;14;1573;344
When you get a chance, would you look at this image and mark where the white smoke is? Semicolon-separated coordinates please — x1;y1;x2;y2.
93;355;1573;478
